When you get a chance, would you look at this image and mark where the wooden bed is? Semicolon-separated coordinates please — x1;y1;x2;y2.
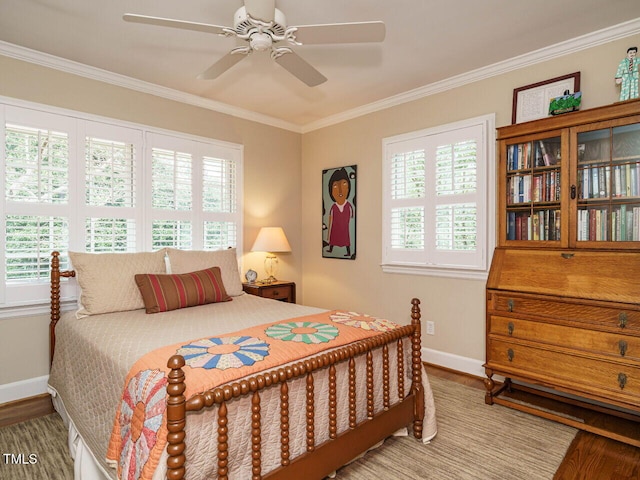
48;250;433;480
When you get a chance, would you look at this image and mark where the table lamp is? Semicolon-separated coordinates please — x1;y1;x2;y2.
251;227;291;284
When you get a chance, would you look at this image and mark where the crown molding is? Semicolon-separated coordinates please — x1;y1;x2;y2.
0;40;302;133
300;17;640;133
1;17;639;135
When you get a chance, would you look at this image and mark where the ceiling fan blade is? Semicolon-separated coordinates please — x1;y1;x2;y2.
274;51;327;87
197;52;247;80
291;21;386;45
244;0;275;22
123;14;228;35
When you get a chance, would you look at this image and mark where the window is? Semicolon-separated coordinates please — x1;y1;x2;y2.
382;114;495;279
0;102;243;313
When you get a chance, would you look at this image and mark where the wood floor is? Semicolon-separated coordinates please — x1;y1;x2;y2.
0;393;53;428
1;365;639;479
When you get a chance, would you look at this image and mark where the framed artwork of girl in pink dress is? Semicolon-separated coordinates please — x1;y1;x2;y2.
322;165;356;259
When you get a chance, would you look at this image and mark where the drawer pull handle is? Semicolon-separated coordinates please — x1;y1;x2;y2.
618;373;627;390
507;299;514;312
507;322;514;336
619;340;628;357
619;313;628;329
507;349;514;362
272;291;279;295
561;253;574;259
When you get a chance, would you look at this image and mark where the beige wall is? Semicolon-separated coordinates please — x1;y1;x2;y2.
0;55;302;386
300;34;640;374
1;32;639;392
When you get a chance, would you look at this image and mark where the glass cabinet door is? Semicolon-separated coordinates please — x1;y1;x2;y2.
505;135;562;241
576;122;640;243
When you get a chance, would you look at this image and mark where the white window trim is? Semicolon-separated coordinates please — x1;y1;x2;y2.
0;96;243;316
381;114;496;280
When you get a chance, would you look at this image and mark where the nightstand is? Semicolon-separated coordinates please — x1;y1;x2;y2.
242;281;296;303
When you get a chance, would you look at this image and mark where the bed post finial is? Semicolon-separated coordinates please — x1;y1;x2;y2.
167;355;187;480
409;297;424;439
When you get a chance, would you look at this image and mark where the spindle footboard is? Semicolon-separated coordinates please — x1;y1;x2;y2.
165;299;424;480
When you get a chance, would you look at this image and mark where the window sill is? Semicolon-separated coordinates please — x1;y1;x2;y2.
0;299;77;320
381;263;488;281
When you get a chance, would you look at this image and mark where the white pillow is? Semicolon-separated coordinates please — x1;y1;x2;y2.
69;250;167;316
166;248;243;296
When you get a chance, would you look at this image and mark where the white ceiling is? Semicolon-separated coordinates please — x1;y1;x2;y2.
1;1;640;130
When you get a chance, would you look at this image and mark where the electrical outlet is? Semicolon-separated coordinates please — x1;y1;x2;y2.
426;320;435;335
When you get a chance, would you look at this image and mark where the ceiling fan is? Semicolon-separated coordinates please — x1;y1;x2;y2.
123;0;385;87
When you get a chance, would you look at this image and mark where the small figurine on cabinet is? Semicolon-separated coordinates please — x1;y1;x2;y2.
615;46;639;101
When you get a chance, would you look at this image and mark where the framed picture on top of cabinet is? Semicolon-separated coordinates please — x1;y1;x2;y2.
322;165;357;260
512;72;581;124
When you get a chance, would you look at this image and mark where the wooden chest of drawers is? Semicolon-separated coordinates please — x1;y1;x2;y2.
485;248;640;445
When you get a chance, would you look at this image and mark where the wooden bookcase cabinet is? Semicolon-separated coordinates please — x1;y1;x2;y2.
486;99;640;446
497;98;640;248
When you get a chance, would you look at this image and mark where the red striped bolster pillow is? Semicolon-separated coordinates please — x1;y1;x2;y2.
135;266;231;314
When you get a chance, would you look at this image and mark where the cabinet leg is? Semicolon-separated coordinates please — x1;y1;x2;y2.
504;377;512;393
484;368;495;405
484;368;511;405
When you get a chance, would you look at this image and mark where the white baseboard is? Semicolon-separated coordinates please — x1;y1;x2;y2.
422;347;486;378
0;349;483;405
0;375;49;405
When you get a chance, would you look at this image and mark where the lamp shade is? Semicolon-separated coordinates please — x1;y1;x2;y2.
251;227;292;253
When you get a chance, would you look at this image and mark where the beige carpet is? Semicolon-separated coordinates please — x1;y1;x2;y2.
0;375;576;480
335;375;578;479
0;413;73;480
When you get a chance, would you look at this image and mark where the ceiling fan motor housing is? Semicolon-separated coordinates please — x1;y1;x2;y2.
233;6;287;36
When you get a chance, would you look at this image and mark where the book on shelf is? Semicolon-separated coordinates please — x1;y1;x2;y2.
600;166;607;198
515;214;530;240
507;212;516;240
533;175;541;202
622;164;628;197
581;168;590;199
591;166;599;198
538;141;556;166
532;215;540;240
614;166;622;197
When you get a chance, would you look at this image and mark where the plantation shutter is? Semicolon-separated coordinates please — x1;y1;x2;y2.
150;145;193;250
384;138;427;264
147;133;242;251
202;155;238;249
3;116;72;286
382;116;492;276
82;121;143;252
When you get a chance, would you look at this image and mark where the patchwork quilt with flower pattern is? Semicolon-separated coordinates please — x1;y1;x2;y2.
106;310;402;480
